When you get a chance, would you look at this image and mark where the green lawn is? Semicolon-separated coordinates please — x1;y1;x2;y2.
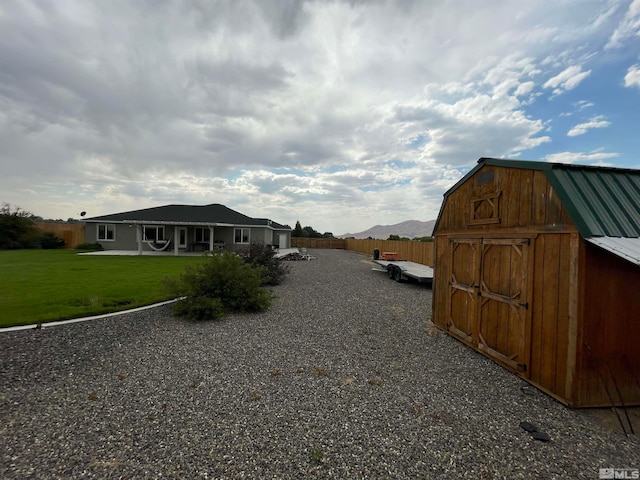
0;250;207;328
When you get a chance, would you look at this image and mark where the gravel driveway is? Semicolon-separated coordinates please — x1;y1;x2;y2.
1;248;638;479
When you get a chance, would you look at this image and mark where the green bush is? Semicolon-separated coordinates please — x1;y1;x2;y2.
172;296;226;321
40;232;66;249
74;242;104;252
237;241;290;286
165;249;273;320
0;205;40;249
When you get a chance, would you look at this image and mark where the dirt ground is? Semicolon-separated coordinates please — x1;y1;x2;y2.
582;407;640;436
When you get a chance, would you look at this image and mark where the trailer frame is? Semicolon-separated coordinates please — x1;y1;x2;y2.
372;258;434;284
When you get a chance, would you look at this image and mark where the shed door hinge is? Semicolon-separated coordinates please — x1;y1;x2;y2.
517;363;527;372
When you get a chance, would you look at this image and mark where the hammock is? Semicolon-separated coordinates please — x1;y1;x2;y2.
142;226;176;252
144;238;172;251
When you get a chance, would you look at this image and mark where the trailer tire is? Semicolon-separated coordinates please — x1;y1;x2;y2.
387;265;395;279
394;267;404;282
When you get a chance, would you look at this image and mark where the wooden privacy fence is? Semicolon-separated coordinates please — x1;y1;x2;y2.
291;237;346;249
291;237;434;266
345;239;434;266
35;222;85;248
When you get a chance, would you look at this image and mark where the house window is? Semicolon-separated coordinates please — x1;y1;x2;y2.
97;224;115;241
234;228;250;244
143;226;165;242
195;227;210;242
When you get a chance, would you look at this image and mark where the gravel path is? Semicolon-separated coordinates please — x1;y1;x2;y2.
1;248;638;479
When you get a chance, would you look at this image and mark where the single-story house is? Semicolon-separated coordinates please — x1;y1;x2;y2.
432;157;640;407
83;203;292;255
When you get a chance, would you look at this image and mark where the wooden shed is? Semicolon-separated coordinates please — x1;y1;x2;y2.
432;158;640;408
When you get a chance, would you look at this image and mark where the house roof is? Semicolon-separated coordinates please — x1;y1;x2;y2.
84;203;291;230
438;157;640;265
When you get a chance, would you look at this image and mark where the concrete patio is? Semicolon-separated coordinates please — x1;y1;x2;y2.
78;248;301;258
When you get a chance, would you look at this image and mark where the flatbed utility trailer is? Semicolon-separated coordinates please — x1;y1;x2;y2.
372;258;434;284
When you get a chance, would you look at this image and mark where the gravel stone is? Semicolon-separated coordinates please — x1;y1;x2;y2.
1;248;638;479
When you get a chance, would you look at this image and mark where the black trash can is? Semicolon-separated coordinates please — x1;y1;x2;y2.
373;248;380;260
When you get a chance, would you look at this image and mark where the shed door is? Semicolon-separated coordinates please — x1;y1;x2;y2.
447;239;480;344
477;239;530;373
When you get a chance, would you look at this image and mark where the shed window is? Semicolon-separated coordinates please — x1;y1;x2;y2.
97;224;115;241
234;228;250;244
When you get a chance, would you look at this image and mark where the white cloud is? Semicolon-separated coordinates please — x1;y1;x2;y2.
514;81;535;97
624;64;640;88
593;5;620;29
0;0;635;234
567;116;611;136
606;0;640;49
577;100;595;110
545;150;619;164
559;100;595;117
543;65;592;96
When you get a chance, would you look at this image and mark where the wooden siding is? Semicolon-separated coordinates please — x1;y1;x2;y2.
433;163;611;406
576;241;640;407
434;162;640;406
528;232;576;400
437;167;574;234
433;236;451;331
35;222;85;248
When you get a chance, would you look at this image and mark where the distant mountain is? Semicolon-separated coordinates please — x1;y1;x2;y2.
338;219;436;239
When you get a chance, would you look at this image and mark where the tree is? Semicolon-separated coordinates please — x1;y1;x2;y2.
301;226;315;237
0;203;65;250
0;203;40;249
1;203;30;217
292;221;330;239
387;234;410;241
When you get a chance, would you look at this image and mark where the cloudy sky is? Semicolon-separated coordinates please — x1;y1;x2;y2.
2;1;640;234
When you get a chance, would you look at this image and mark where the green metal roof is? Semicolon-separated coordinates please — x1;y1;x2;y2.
546;166;640;237
440;158;640;239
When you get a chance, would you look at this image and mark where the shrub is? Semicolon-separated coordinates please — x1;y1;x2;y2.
74;242;104;252
40;232;66;249
172;296;226;321
165;249;273;320
0;205;40;249
236;242;290;286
